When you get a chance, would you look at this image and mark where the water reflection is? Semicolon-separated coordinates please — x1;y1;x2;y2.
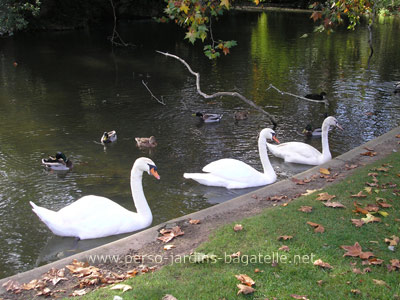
0;10;399;279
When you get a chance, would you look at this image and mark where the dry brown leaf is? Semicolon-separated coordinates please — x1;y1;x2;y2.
189;219;201;224
233;224;243;232
316;192;336;201
361;213;381;224
290;294;310;300
384;235;399;246
319;168;330;175
313;259;333;269
377;201;392;208
163;244;176;251
388;259;400;272
314;225;325;233
279;245;290;252
110;284;132;292
302;189;320;196
352;268;362;274
351;191;367;198
364;204;379;212
158;226;184;243
162;295;178;300
298;206;313;213
71;288;87;296
345;164;358;170
278;235;293;241
351;219;365;227
237;284;255;295
36;287;51;297
365;258;384;265
351;289;361;294
235;274;255;286
230;251;241;258
324;201;346;208
268;195;288;201
341;242;374;259
360;151;377;157
372;279;390;289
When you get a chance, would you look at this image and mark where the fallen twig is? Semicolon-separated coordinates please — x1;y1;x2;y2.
142;80;166;106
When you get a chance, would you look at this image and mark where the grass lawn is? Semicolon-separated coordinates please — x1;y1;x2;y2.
80;151;400;299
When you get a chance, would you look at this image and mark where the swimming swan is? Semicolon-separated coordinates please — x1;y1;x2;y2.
267;116;343;166
183;128;279;189
30;157;160;240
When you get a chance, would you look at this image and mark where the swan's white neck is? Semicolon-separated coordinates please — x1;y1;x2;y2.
258;133;276;178
321;122;331;159
131;166;152;222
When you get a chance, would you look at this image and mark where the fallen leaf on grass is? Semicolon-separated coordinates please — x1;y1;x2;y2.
306;221;325;233
278;235;293;241
351;191;367;198
385;235;399;246
233;224;243;232
162;295;178;300
363;258;384;266
298;206;313;213
360;151;377;157
110;284;132;292
291;294;310;300
237;284;255;295
388;259;400;271
319;168;330;175
364;187;372;194
361;213;381;224
158;226;184;243
377;201;392;208
351;219;365;227
267;195;288;201
351;289;361;294
372;279;390;289
235;274;255;286
313;259;333;269
316;192;336;201
345;164;358;170
341;242;374;259
230;251;241;258
323;201;346;208
279;245;290;251
302;189;319;196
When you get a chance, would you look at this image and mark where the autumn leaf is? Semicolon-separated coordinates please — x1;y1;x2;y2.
316;192;336;201
237;284;255;295
268;195;288;201
351;219;365;227
324;201;346;208
360;151;377;157
110;284;132;292
278;235;293;241
319;168;330;175
377;201;392;208
345;164;358;170
341;242;374;259
351;191;367;198
291;294;310;300
372;279;390;289
158;226;184;243
364;187;372;194
71;289;87;296
384;235;399;246
310;11;322;21
298;206;313;213
279;245;290;251
220;0;230;9
361;213;381;224
163;244;176;250
235;274;255;286
162;295;178;300
233;224;243;232
353;202;369;214
388;259;400;271
306;221;325;233
302;189;319;196
314;259;333;269
230;251;241;258
189;219;201;224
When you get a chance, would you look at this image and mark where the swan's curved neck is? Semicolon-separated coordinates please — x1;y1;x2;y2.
258;134;275;176
321;123;331;158
131;166;152;221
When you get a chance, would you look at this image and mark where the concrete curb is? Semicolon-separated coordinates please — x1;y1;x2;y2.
1;126;399;293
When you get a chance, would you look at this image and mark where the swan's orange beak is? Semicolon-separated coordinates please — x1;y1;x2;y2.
273;135;280;144
150;168;160;180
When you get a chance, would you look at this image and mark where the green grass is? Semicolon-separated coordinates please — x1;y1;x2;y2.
81;151;400;299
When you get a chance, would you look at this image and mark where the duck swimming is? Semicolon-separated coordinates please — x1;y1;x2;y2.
135;136;157;148
195;112;223;123
42;152;73;171
234;111;249;120
101;130;117;144
305;92;327;100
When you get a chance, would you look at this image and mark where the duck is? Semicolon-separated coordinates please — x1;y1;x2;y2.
101;130;117;144
183;128;279;189
195;112;223;123
234;111;249;120
304;92;327;100
302;124;322;137
30;157;160;240
267;116;343;166
42;152;73;171
135;136;157;148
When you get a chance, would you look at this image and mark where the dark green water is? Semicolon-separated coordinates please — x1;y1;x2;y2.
0;10;399;279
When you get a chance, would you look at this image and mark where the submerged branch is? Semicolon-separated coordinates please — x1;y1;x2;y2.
108;0;130;47
266;84;328;106
156;51;277;127
142;80;166;106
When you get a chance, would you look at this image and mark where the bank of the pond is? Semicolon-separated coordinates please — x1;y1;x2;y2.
0;126;399;299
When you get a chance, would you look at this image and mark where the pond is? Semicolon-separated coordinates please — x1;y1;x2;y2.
0;10;399;279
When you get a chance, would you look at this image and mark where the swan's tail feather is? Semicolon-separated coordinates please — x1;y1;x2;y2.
30;201;62;235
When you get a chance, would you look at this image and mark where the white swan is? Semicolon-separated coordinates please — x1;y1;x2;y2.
183;128;279;189
30;157;160;240
267;116;343;165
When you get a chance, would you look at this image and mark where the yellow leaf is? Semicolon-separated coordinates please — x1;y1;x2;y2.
220;0;230;9
378;211;389;217
302;189;319;196
364;187;372;194
319;168;330;175
362;213;381;223
180;3;189;14
253;0;260;5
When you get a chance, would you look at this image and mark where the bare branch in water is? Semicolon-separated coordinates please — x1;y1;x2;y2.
142;80;166;106
266;84;329;106
156;50;277;127
108;0;131;47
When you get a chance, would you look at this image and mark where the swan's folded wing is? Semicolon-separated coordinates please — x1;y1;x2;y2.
202;158;262;181
270;142;322;160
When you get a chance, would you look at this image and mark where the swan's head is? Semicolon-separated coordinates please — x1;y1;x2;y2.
134;157;160;180
323;116;343;131
260;128;280;143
